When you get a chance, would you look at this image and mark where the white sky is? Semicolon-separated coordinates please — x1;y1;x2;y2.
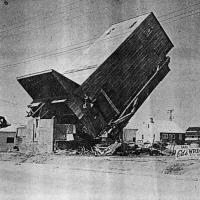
0;0;200;129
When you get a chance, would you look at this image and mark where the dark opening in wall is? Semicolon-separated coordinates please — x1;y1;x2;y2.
129;21;137;29
3;1;8;5
7;137;14;143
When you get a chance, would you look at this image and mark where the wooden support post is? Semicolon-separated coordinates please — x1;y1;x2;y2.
101;89;120;115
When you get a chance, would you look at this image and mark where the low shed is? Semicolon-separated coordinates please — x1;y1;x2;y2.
123;125;138;142
0;125;17;151
185;127;200;143
137;119;185;144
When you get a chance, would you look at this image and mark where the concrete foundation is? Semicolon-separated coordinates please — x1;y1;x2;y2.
18;118;54;153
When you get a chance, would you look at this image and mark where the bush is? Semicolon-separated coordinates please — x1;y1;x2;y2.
164;163;184;175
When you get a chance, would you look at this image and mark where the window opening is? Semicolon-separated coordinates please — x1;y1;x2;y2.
7;137;14;143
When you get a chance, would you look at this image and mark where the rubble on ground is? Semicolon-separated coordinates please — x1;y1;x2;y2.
54;140;174;157
94;142;122;156
0;152;51;164
55;146;94;156
93;141;174;157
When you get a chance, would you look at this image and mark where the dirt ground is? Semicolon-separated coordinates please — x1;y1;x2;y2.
0;153;200;200
1;152;200;178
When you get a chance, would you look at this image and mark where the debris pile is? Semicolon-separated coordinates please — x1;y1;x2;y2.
94;142;122;156
53;139;175;157
163;162;185;175
91;141;172;157
148;142;172;156
0;116;10;129
55;145;94;156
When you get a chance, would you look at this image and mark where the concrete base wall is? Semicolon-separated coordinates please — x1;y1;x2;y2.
19;118;54;153
123;129;137;142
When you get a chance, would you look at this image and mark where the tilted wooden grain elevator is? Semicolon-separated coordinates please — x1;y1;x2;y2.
17;12;174;141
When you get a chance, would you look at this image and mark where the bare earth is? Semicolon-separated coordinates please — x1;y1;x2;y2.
0;153;200;200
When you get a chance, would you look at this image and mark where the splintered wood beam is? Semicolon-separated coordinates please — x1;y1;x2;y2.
40;110;49;119
31;103;45;117
119;57;170;118
101;89;120;115
113;111;134;125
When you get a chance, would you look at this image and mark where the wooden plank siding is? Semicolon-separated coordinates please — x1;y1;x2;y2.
119;57;171;127
71;13;173;136
76;13;173;100
75;57;171;138
17;70;80;102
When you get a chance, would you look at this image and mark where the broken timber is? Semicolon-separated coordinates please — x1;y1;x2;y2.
17;12;174;141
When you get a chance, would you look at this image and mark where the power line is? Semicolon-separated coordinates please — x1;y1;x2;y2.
161;7;200;22
0;38;96;69
158;1;200;18
64;11;200;74
0;5;199;107
0;10;199;71
0;2;198;41
0;0;80;32
1;1;200;40
1;23;151;70
0;7;199;71
0;26;138;70
0;4;110;41
120;3;200;22
0;3;198;117
1;0;200;35
163;10;200;24
0;0;130;35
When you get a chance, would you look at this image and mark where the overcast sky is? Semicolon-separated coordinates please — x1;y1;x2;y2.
0;0;200;130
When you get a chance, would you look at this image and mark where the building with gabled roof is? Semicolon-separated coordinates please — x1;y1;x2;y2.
0;124;18;151
136;118;185;144
185;127;200;143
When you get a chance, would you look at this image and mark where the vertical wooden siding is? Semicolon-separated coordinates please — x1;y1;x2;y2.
74;13;173;133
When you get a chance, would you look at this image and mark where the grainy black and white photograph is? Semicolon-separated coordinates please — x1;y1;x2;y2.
0;0;200;199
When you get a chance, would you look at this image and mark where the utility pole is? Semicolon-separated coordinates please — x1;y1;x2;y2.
167;109;174;121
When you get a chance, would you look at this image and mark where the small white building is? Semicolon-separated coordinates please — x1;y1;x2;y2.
123;124;138;142
136;118;185;144
0;125;18;151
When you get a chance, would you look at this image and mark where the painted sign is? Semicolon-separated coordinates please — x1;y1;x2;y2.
175;145;200;160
